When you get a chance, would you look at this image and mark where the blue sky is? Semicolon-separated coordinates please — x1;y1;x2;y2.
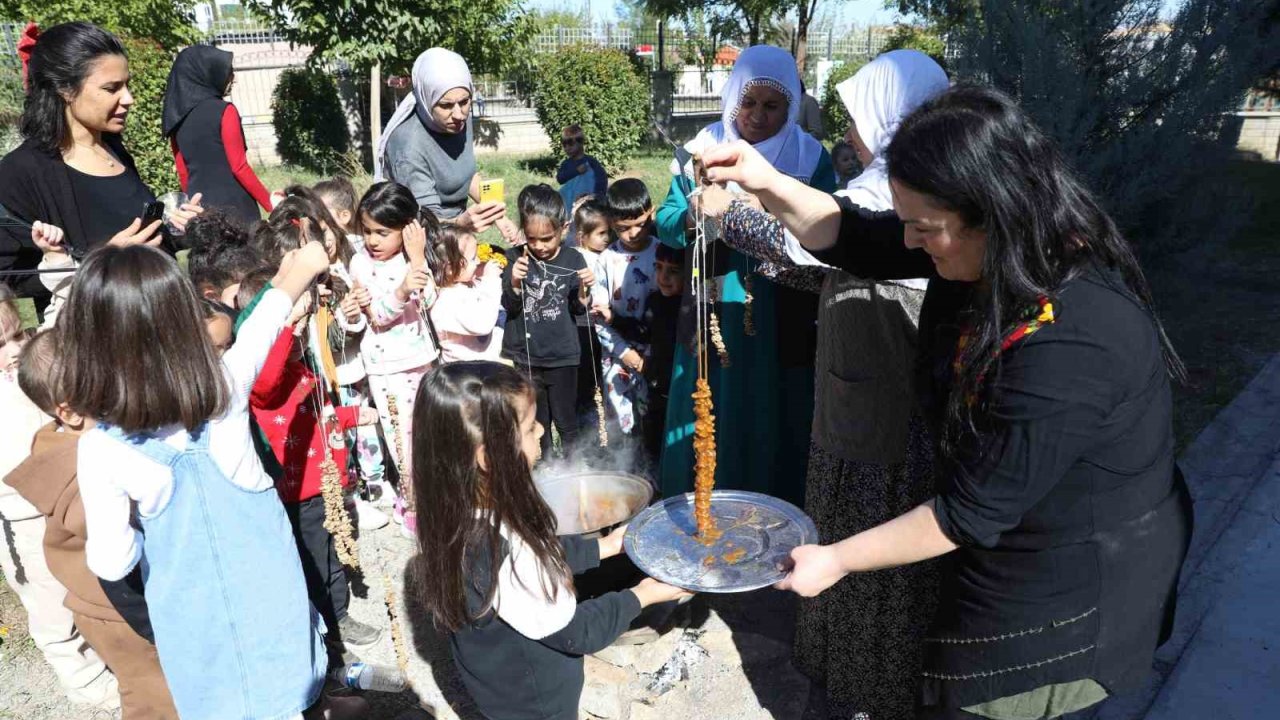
526;0;1184;27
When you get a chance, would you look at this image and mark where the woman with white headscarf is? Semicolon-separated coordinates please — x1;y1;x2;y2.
699;49;950;720
654;45;836;507
376;48;505;232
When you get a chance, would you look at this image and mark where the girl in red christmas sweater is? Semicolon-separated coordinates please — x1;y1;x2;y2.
235;271;384;663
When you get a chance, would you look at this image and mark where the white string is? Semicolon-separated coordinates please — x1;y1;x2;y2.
520;249;536;388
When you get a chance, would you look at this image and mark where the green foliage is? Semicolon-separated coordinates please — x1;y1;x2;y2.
530;45;651;174
954;0;1279;256
1;0;197;51
819;58;866;143
243;0;535;77
120;37;177;191
888;0;981;34
271;68;350;174
882;23;947;67
0;60;22;154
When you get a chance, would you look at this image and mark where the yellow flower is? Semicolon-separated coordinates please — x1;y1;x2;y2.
1038;301;1055;323
478;243;508;268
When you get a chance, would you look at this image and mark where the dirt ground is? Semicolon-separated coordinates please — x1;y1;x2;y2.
1;521;810;720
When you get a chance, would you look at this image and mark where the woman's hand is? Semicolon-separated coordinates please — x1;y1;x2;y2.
631;578;694;608
599;524;628;560
402;219;428;268
456;201;506;234
357;407;379;426
167;192;205;233
695;183;736;220
774;544;848;597
700;141;783;195
31;221;67;255
495;217;523;246
108;217;163;248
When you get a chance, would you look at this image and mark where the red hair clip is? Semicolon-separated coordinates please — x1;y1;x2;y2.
290;218;302;228
17;23;39;92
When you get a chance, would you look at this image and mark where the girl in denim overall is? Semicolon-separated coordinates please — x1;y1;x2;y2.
69;243;363;719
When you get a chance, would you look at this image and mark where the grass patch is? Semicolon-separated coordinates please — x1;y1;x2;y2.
1153;159;1280;449
256;149;678;246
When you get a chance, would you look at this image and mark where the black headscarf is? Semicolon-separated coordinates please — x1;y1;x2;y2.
162;45;234;137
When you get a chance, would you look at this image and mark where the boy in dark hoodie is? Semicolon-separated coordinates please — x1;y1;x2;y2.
4;330;178;719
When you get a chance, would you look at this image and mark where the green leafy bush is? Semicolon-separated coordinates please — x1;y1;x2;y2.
6;0;198;52
0;60;23;154
882;24;948;68
271;67;350;174
120;36;178;192
820;58;867;144
530;45;650;174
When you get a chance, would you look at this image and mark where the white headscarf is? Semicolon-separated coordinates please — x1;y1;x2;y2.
673;45;825;185
783;50;949;278
374;48;473;181
834;49;949;212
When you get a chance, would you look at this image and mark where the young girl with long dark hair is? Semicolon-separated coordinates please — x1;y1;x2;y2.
350;181;440;534
67;242;366;719
411;361;690;720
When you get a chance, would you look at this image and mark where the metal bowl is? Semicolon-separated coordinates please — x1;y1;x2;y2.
535;471;655;536
623;490;818;593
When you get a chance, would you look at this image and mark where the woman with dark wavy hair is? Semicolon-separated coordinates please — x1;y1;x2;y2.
701;85;1193;719
0;21;202;312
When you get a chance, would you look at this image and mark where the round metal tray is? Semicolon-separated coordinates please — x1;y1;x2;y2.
535;470;655;536
623;490;818;593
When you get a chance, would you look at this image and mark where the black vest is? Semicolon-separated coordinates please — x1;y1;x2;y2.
173;98;260;225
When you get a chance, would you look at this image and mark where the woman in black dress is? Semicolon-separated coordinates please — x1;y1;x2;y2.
0;22;202;310
701;86;1193;719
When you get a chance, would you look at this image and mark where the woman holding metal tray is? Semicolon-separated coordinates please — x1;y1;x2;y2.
697;85;1193;720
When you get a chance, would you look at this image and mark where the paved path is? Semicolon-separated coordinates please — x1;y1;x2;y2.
1097;353;1280;720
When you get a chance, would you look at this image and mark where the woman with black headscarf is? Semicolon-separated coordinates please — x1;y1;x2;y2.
163;45;272;225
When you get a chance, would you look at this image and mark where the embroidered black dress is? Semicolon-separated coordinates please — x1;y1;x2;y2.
812;196;1193;715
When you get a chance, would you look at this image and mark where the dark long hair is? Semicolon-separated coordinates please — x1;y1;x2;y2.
20;22;127;153
253;184;353;269
356;181;439;234
410;361;572;632
355;181;441;263
884;85;1184;454
58;245;229;433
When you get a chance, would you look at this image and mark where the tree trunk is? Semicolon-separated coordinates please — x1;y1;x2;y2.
795;0;817;73
370;63;382;172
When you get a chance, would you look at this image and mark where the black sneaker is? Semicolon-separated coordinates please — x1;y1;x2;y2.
337;615;383;648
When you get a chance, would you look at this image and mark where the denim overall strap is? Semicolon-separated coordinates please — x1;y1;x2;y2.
99;422;186;467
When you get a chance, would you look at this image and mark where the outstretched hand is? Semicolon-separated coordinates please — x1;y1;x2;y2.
700;141;782;195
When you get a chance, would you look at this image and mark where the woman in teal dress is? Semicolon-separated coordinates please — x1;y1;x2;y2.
656;45;836;506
